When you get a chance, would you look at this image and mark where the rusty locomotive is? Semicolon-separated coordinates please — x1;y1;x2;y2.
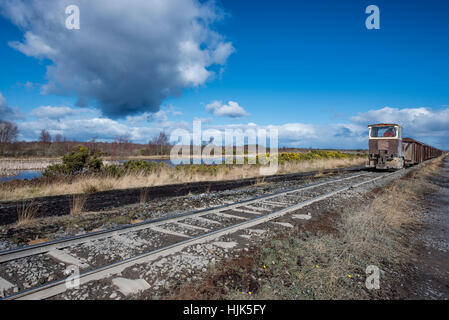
366;123;443;170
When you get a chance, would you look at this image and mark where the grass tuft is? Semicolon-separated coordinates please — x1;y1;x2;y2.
16;201;38;227
70;194;88;215
140;188;150;204
253;176;266;186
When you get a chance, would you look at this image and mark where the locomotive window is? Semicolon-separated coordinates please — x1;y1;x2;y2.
370;126;396;138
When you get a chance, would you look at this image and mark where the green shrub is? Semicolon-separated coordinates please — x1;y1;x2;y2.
100;160;167;177
123;160;167;173
87;155;103;171
43;146;103;176
42;163;69;177
277;151;365;164
62;146;90;173
103;164;122;177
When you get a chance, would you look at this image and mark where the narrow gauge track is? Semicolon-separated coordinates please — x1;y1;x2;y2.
0;169;398;300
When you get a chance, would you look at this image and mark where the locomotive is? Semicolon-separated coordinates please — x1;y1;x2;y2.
366;123;443;170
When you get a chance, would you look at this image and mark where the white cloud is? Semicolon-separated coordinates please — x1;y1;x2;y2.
17;105;189;143
30;105;80;119
11;103;449;150
206;107;447;149
126;111;167;125
350;106;449;148
125;105;183;125
16;81;39;90
9;32;57;58
0;0;234;118
193;117;213;124
0;93;7;110
0;92;24;120
206;100;250;118
202;122;366;149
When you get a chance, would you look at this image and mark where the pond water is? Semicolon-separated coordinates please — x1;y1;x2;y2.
0;157;228;182
0;170;43;182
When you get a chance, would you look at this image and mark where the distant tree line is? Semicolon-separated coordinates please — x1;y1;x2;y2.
0;119;369;158
0;119;174;158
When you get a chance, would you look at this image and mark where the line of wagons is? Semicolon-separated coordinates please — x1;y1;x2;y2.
366;123;443;170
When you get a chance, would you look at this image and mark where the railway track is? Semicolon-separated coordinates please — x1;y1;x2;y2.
0;169;399;300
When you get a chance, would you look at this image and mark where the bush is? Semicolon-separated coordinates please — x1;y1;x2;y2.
43;163;69;176
62;146;89;173
87;155;103;171
122;160;167;173
103;164;122;177
277;151;364;164
101;160;167;177
43;146;103;176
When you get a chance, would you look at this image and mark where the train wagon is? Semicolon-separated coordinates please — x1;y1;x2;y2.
366;123;442;170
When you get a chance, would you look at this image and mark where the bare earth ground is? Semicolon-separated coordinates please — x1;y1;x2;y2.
398;156;449;299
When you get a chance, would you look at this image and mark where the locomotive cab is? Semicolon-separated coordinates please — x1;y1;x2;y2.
366;123;404;170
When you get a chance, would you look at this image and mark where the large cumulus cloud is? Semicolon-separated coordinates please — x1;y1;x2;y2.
0;0;234;118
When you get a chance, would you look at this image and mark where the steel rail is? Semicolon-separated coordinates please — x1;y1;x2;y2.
1;170;397;300
0;172;369;263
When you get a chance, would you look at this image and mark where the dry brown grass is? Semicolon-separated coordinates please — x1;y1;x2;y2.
69;194;88;215
253;176;266;186
0;157;366;202
140;188;149;204
16;201;38;227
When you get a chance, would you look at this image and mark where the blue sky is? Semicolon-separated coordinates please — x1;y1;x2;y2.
0;0;448;149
